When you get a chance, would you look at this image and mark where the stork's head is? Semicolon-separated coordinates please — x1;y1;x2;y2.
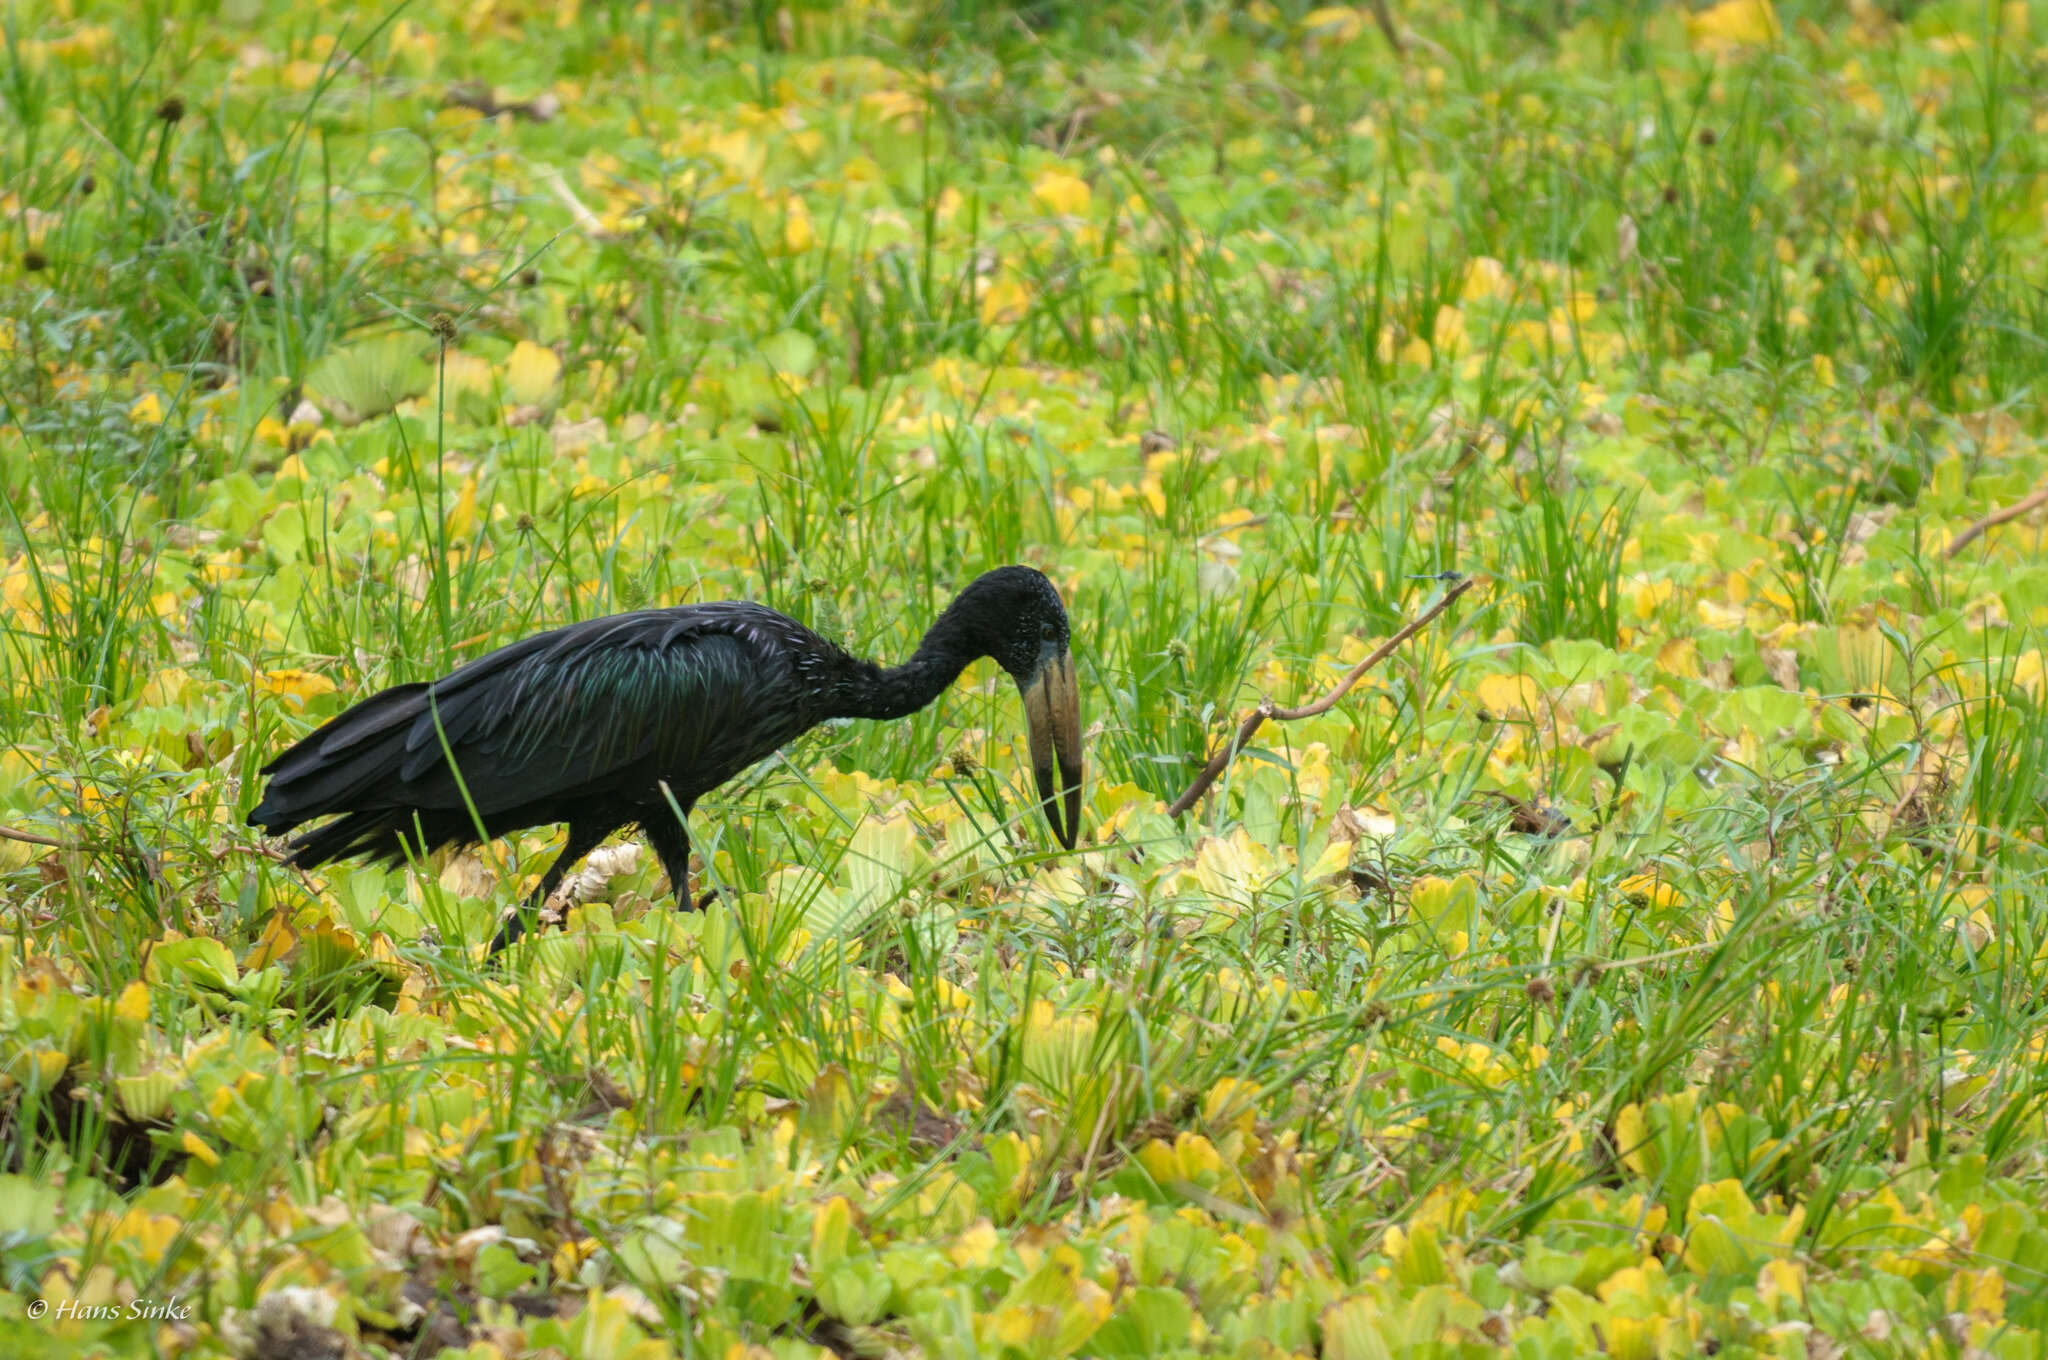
950;566;1084;850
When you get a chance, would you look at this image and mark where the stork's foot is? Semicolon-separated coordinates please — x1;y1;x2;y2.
487;915;522;956
486;893;560;958
487;817;614;958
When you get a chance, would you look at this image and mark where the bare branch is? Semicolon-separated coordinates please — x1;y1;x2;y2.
1946;483;2048;559
1367;0;1405;52
1166;575;1476;819
0;825;72;850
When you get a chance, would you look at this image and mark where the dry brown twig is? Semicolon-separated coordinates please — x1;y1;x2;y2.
1367;0;1405;52
1166;575;1476;818
443;83;560;123
0;825;71;849
3;823;298;871
538;165;624;243
1945;483;2048;559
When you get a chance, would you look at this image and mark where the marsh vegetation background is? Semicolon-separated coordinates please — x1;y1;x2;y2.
4;0;2048;1355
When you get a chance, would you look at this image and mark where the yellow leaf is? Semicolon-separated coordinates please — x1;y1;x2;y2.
1173;1133;1225;1184
1686;0;1779;52
445;479;480;539
979;277;1031;327
504;340;563;407
1757;1258;1805;1308
106;1209;182;1265
130;392;165;425
705;128;765;178
1202;1077;1258;1130
1656;637;1699;679
1602;1315;1662;1360
385;19;437;75
551;1237;599;1283
1030;168;1091;218
1834;622;1888;693
1696;598;1747;631
783;197;815;253
1134;1139;1180;1185
257;668;338;706
1617;872;1683;910
249;911;299;970
812;1197;855;1270
2014;650;2046;702
180;1130;222;1168
1947;1266;2005;1322
1303;7;1365;42
1431;304;1466;357
437;348;494;399
988;1305;1042;1349
1705;897;1738;941
1195;827;1278;902
1401;1220;1457;1286
1462;256;1510;301
1306;836;1352;880
114;981;150;1025
13;1049;70;1088
1596;1259;1666;1303
1614;1101;1653;1177
140;667;194;709
862;89;926;128
1321;1295;1394;1360
1475;673;1542;717
948;1219;1001;1269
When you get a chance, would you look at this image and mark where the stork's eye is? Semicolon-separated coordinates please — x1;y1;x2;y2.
1040;623;1057;641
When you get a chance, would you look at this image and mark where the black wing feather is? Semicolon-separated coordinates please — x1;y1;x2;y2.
248;605;811;845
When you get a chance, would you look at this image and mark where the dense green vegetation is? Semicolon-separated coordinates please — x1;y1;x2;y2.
4;0;2048;1355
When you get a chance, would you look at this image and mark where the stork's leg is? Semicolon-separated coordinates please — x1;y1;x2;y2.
487;818;612;955
643;811;712;911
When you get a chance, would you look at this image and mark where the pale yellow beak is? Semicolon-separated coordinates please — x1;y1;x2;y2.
1019;648;1083;849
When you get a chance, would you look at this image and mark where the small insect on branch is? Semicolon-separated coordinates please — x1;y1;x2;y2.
1167;575;1477;818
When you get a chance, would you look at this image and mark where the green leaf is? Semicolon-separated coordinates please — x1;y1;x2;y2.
0;1174;62;1238
475;1241;540;1298
145;936;239;991
1091;1285;1193;1357
815;1257;891;1326
306;335;431;426
758;328;819;376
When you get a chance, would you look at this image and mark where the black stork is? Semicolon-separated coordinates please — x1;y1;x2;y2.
246;566;1083;952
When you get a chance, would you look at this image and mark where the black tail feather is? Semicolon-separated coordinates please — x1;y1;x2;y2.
279;809;409;870
280;807;483;871
249;685;436;833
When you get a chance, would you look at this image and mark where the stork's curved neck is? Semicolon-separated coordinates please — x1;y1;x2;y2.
835;609;982;720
